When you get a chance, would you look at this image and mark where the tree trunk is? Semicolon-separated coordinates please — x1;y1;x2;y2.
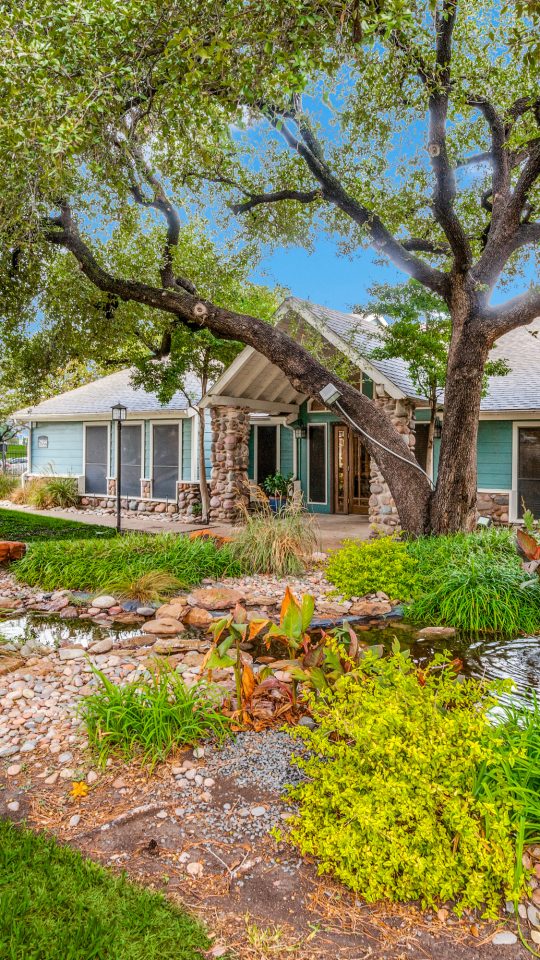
429;311;490;533
197;406;210;525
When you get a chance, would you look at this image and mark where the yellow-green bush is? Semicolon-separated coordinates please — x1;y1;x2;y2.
285;649;518;915
326;536;418;600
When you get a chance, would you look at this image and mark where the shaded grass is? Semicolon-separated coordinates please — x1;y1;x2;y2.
80;664;230;769
0;820;209;960
0;506;115;542
13;531;241;591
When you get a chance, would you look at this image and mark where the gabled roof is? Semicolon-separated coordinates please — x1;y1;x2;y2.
14;368;201;420
205;296;540;415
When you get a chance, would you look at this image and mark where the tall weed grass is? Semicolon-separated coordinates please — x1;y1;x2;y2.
0;473;19;500
80;665;230;769
11;475;79;508
230;502;318;577
13;532;241;591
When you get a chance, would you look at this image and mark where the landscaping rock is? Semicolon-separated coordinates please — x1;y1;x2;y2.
144;617;185;636
492;931;517;945
186;861;203;877
187;586;245;610
58;647;86;661
416;626;457;639
88;638;113;654
152;637;206;655
92;595;117;609
136;607;155;617
182;606;213;628
349;599;392;617
7;800;20;812
156;601;189;620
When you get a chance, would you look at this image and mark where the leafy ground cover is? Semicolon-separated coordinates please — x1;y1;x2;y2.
285;648;524;915
0;506;115;542
81;665;230;769
0;820;209;960
13;531;241;591
326;529;540;636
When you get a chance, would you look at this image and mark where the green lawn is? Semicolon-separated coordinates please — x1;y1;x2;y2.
0;507;116;543
0;821;209;960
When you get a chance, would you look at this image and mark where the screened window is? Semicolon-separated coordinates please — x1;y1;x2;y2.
84;425;108;495
152;424;179;499
256;425;278;485
308;424;326;504
518;427;540;518
120;424;142;497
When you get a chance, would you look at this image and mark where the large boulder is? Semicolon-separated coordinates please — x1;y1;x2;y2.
144;616;185;636
187;586;245;610
182;607;213;629
0;542;26;563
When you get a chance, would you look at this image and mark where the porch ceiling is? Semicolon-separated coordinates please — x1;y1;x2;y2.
201;347;305;414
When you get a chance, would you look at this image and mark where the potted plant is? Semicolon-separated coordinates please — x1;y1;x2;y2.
262;473;293;513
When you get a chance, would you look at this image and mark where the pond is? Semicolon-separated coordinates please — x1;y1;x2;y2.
1;611;540;704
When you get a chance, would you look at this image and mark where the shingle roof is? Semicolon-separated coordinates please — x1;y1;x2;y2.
14;368;201;419
286;297;540;412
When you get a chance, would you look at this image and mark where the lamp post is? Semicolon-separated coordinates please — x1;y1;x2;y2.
111;403;127;534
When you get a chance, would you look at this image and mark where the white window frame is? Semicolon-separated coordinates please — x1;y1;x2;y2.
83;421;111;496
511;420;540;522
307;422;328;505
149;419;183;499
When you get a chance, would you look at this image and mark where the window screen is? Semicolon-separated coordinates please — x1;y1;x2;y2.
153;424;179;499
518;428;540;518
256;425;277;484
308;425;326;503
120;424;142;497
84;425;107;494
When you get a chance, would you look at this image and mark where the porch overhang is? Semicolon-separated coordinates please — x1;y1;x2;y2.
200;346;304;416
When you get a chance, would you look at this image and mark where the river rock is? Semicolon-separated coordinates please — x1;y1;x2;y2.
349;599;392;617
492;931;517;945
144;617;185;636
187;587;245;611
416;626;457;638
136;607;155;617
92;595;116;609
88;638;113;654
152;637;205;655
182;607;213;629
111;612;144;626
156;601;189;620
58;647;86;661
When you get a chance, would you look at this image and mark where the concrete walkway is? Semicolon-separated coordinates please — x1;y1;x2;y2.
1;502;371;551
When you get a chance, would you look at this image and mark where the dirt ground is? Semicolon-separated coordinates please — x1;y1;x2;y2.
1;745;530;960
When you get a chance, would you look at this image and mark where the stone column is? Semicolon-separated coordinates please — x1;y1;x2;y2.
209;406;251;522
368;385;416;535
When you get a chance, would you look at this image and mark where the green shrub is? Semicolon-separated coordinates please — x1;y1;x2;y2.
230;502;318;577
80;664;230;769
12;474;79;508
0;473;19;500
326;536;418;600
406;531;540;634
285;649;517;914
13;531;241;591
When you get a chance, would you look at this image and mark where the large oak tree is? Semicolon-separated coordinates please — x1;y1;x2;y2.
1;0;539;534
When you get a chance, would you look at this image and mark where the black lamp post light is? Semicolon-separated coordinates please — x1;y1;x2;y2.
111;402;127;534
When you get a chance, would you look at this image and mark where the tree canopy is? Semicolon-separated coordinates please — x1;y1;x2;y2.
1;0;539;533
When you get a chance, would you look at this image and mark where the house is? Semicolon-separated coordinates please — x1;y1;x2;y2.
13;296;540;529
13;369;205;517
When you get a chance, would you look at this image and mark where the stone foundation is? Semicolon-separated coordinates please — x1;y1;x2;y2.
177;482;202;517
79;480;202;516
476;492;509;524
209;405;251;521
368;386;416;535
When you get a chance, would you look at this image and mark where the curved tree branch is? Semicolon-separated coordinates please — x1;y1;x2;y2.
231;188;321;214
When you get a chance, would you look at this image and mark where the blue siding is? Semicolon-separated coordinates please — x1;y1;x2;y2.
31;421;84;475
279;426;295;477
433;420;512;490
181;418;192;481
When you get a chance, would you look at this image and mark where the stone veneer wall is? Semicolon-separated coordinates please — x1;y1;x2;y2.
368;385;417;535
80;480;201;516
476;492;510;524
209;405;251;521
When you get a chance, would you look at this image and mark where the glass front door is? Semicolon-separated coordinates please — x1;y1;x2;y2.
518;427;540;518
333;424;370;515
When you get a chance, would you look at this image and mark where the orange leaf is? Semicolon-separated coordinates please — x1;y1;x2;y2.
241;664;257;700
